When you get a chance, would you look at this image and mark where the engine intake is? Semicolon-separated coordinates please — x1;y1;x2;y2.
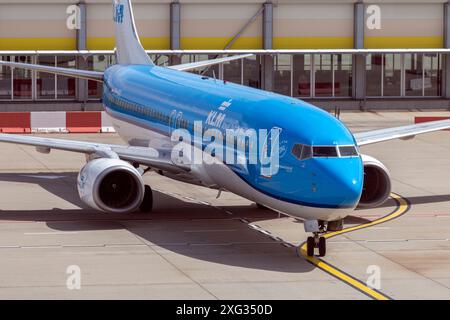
77;158;145;213
358;154;391;208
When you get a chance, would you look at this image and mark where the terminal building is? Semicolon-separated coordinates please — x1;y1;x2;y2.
0;0;450;110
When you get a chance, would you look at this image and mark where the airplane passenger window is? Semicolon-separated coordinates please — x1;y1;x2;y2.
313;146;338;157
339;146;358;157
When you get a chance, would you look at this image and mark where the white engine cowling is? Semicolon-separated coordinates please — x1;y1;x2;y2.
358;154;391;208
77;158;145;213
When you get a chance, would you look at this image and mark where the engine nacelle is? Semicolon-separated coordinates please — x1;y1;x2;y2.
77;158;145;213
358;154;391;208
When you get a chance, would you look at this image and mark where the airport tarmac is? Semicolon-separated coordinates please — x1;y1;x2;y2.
0;111;449;300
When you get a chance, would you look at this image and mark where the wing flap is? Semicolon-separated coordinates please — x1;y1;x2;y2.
355;119;450;146
0;61;103;82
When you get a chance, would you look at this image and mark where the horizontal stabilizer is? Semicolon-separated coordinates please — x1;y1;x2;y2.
169;54;253;72
0;60;104;82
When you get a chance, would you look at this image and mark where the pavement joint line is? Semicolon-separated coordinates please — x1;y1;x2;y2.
364;239;407;242
354;235;450;292
0;243;149;250
365;238;449;242
190;243;232;246
24;232;79;235
183;229;237;233
115;218;220;300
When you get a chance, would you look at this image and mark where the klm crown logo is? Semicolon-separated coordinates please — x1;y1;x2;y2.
113;3;124;24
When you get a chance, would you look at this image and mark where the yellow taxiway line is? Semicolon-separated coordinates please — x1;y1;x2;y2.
298;193;410;300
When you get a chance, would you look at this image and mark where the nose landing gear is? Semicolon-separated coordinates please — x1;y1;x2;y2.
304;219;343;257
306;233;326;257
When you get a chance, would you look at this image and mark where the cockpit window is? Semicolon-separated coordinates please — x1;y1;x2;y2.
313;146;338;157
291;144;303;159
293;144;358;160
339;146;359;157
291;144;312;160
301;145;312;160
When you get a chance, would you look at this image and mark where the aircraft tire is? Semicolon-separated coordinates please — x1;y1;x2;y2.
318;237;326;257
306;237;315;257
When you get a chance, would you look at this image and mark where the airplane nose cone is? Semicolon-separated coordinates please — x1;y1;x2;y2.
311;158;363;208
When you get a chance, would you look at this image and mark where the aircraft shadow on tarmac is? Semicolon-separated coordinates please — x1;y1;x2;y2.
0;171;431;273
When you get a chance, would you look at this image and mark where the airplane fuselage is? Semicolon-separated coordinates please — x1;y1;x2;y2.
102;64;364;221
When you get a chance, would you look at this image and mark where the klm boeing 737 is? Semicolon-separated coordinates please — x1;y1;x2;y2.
1;0;450;257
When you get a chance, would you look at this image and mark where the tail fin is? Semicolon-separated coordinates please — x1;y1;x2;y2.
113;0;153;65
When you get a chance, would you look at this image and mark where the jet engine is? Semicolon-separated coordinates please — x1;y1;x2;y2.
358;154;391;208
77;158;145;213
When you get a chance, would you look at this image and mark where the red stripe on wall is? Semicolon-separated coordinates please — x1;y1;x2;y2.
66;112;102;133
0;112;31;133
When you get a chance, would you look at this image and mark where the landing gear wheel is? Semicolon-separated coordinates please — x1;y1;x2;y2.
318;237;326;257
306;236;315;257
139;185;153;213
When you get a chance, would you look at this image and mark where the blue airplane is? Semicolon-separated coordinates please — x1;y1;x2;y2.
1;0;450;257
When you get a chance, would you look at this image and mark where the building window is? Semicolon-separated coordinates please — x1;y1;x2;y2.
243;55;261;89
223;59;242;85
366;54;382;96
404;53;423;97
334;54;352;97
293;54;312;98
314;54;333;97
273;54;291;96
383;54;402;97
37;56;56;100
0;56;12;100
88;55;115;99
423;53;442;97
56;55;76;99
311;54;351;98
367;53;442;98
12;56;32;100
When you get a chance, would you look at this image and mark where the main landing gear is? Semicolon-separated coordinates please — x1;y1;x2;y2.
304;219;343;257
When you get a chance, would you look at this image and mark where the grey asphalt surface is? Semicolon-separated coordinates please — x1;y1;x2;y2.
0;111;449;299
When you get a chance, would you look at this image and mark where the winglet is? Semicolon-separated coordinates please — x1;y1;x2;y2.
113;0;153;65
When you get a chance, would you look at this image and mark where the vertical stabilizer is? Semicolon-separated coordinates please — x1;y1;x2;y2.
113;0;153;65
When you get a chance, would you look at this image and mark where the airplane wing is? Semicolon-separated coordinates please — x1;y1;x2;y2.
168;54;253;71
0;133;189;174
354;119;450;146
0;60;104;82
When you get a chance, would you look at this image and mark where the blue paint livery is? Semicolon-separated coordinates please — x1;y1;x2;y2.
103;64;364;209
